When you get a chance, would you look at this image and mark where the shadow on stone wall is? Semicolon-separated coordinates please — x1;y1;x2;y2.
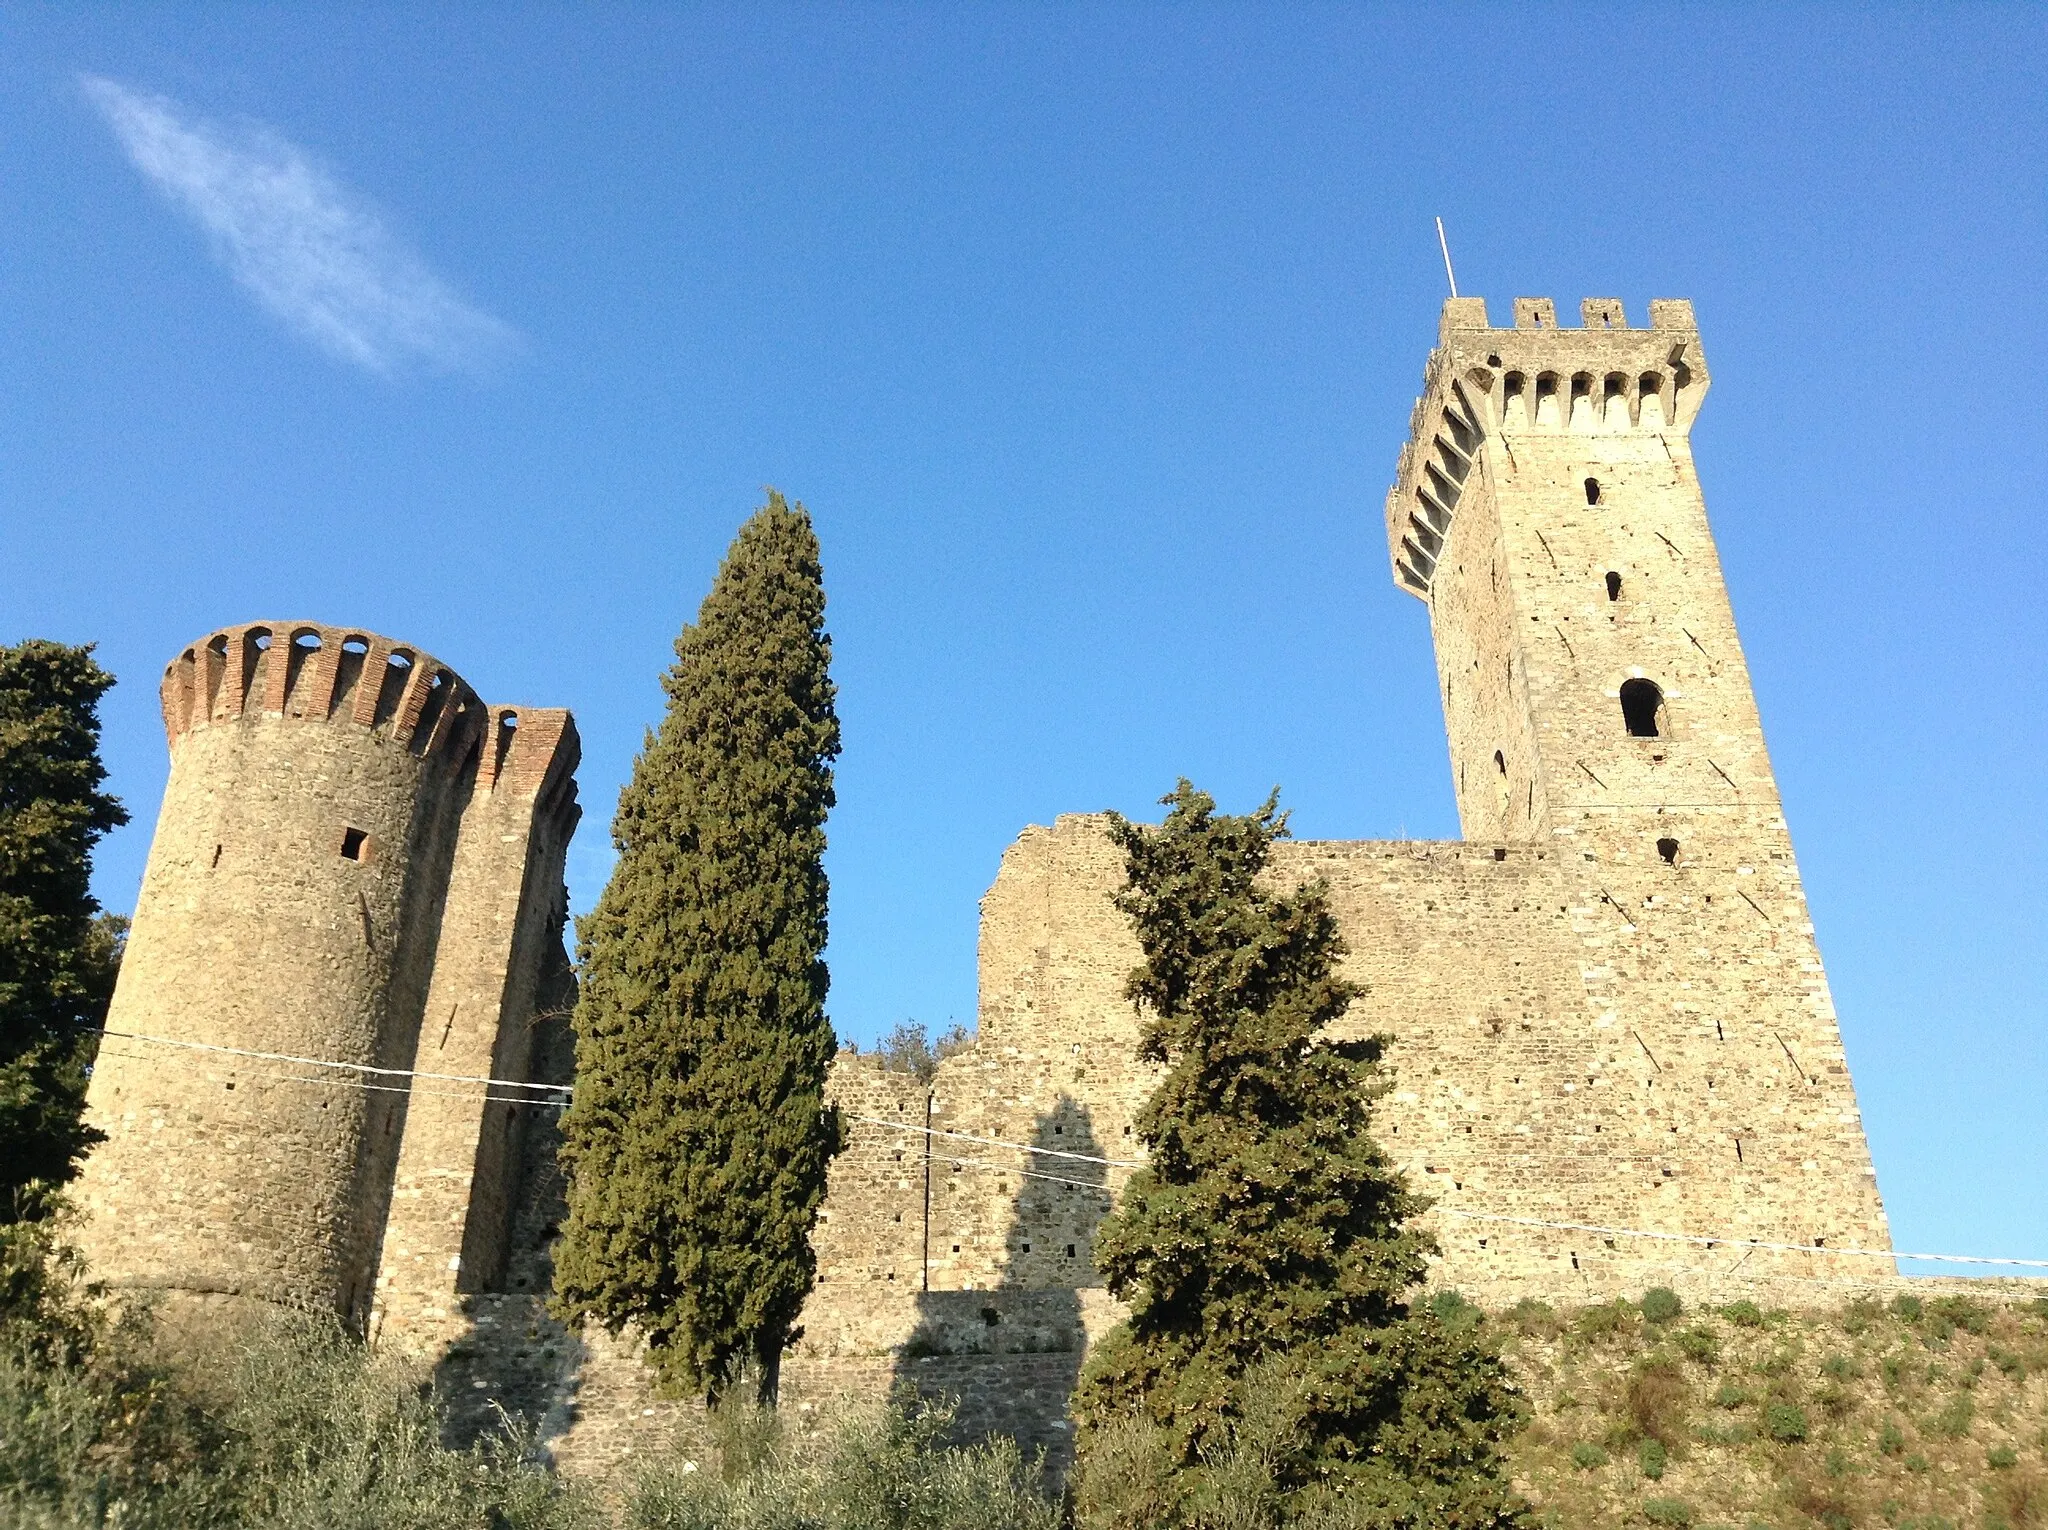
431;976;587;1451
890;1095;1108;1478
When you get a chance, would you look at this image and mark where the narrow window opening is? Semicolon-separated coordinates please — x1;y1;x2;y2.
980;1307;999;1327
1606;571;1622;601
1494;750;1506;775
1657;837;1679;865
211;843;223;868
1493;847;1507;861
340;827;370;862
1065;1243;1077;1259
1585;477;1601;505
1620;678;1665;738
1716;1019;1725;1041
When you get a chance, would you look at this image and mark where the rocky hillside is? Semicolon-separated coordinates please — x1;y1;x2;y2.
1477;1287;2048;1530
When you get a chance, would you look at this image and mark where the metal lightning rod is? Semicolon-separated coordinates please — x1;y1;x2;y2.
1436;216;1459;298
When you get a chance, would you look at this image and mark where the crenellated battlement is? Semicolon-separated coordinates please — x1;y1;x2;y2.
159;621;485;766
1386;297;1712;599
477;704;583;839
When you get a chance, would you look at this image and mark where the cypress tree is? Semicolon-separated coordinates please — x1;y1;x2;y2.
0;641;128;1218
1072;783;1525;1529
552;493;842;1404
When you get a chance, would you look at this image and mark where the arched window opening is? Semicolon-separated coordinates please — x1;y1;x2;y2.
1606;571;1623;602
1493;750;1507;775
1585;477;1601;505
1657;837;1679;865
1621;678;1665;738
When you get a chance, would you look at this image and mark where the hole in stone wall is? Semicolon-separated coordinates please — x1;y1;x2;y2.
1065;1244;1077;1259
1493;847;1507;861
1606;571;1623;601
1621;678;1665;738
340;827;369;862
211;844;223;868
1585;477;1601;505
1657;837;1679;864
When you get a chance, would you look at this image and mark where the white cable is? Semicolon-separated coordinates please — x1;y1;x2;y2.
841;1148;1114;1196
96;1026;570;1095
1436;1209;2048;1270
849;1114;1143;1168
93;1046;563;1109
91;1038;2043;1271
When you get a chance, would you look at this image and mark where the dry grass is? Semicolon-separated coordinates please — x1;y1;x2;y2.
1492;1291;2048;1530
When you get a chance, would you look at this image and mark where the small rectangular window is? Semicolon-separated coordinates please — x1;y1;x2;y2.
340;827;370;862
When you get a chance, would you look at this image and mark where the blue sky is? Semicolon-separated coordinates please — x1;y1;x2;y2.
3;5;2042;1271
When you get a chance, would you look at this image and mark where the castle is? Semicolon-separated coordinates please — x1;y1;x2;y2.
75;295;1900;1464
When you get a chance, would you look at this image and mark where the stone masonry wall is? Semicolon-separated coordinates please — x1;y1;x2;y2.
75;621;579;1344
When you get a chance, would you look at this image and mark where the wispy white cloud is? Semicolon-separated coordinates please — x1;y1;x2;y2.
82;76;517;374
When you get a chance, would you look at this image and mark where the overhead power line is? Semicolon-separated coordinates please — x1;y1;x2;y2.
90;1034;2046;1272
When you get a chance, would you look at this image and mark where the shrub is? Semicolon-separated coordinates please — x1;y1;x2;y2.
1928;1296;1990;1336
1627;1358;1690;1447
634;1389;1059;1530
1879;1419;1906;1456
1890;1294;1924;1323
1930;1394;1974;1439
1904;1452;1929;1473
1714;1382;1753;1410
1642;1498;1694;1527
1990;1346;2028;1380
1571;1442;1609;1471
1819;1353;1854;1382
1640;1288;1683;1326
1576;1300;1637;1341
1840;1297;1883;1336
1638;1438;1669;1480
1429;1288;1485;1334
1505;1298;1560;1339
1764;1403;1809;1443
1722;1300;1764;1328
1989;1445;2020;1469
1675;1327;1720;1367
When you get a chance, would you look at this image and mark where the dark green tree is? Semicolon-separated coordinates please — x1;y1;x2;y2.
553;492;842;1403
1072;783;1525;1529
0;641;128;1218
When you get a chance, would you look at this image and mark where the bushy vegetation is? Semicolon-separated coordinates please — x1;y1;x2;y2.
867;1020;975;1085
1495;1287;2048;1530
0;1219;1059;1530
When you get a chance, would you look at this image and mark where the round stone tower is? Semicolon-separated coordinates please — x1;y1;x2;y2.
75;621;489;1328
